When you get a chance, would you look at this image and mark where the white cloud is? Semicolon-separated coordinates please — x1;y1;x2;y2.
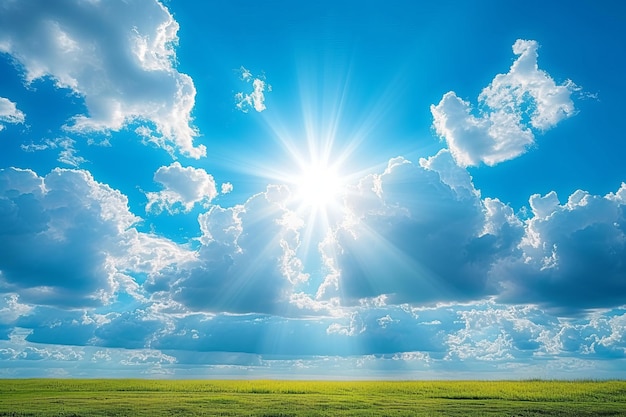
0;294;32;324
146;162;218;214
0;167;193;309
3;291;626;375
0;0;205;158
145;185;307;314
326;313;366;336
316;153;626;314
482;40;577;130
220;182;233;194
377;314;397;328
115;228;197;282
0;97;25;131
240;66;252;82
431;39;577;167
320;156;510;305
119;350;176;366
55;138;85;167
0;168;137;307
446;303;546;361
21;137;86;167
235;66;270;113
528;190;561;218
431;91;534;167
492;185;626;313
419;149;479;199
481;197;523;237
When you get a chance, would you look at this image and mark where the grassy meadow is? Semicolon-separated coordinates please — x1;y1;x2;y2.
0;379;625;416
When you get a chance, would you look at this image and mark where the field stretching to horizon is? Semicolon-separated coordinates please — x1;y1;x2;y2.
0;379;625;416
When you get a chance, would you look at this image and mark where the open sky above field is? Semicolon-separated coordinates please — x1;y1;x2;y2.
1;0;626;379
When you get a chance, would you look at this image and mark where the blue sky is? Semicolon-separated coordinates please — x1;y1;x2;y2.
1;0;626;379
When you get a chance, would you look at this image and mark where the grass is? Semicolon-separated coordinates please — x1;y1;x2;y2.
0;379;625;416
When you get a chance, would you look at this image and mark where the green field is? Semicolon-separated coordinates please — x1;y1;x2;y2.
0;379;625;416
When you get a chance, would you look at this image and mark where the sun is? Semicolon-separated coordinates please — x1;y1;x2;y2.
294;161;343;210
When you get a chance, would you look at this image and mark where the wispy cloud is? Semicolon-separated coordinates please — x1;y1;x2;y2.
21;137;86;167
235;66;270;113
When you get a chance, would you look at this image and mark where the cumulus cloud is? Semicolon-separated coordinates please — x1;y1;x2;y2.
146;162;218;214
0;0;205;158
419;149;479;199
145;185;308;314
446;304;543;361
0;97;25;131
220;182;233;194
314;152;626;315
482;40;577;130
431;39;577;167
0;167;137;307
319;153;518;305
235;66;270;113
0;167;193;309
492;184;626;314
445;303;626;362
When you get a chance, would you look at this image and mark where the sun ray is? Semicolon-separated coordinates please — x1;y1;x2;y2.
329;217;450;305
217;56;419;310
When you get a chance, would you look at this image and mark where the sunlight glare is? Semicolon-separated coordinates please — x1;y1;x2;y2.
294;161;342;210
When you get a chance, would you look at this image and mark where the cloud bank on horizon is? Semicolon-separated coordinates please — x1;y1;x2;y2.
1;0;625;378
